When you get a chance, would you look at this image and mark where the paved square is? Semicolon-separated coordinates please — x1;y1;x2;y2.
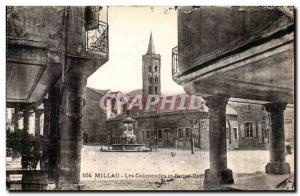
80;146;294;190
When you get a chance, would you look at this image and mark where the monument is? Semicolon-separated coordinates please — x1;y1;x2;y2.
109;117;150;152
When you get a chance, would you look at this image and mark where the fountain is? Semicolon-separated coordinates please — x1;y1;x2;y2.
108;117;150;152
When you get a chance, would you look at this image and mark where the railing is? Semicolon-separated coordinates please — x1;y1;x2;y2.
172;46;179;76
86;21;109;55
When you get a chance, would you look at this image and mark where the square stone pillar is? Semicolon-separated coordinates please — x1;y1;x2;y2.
265;102;290;174
203;95;234;189
47;86;61;185
58;66;86;189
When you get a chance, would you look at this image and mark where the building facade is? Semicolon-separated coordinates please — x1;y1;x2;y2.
106;107;239;149
228;102;270;149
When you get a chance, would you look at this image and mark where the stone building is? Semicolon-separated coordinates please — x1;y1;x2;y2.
228;101;270;149
106;105;239;149
105;33;240;150
228;100;294;150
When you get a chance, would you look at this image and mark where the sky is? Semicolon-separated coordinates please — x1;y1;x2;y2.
87;6;185;95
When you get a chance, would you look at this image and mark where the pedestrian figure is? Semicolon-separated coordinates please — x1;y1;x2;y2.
171;137;177;157
154;138;158;151
190;134;195;154
286;144;292;155
149;140;153;152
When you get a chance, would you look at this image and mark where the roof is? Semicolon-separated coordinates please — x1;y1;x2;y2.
108;112;128;121
86;87;111;95
126;89;143;98
146;32;155;54
226;105;237;115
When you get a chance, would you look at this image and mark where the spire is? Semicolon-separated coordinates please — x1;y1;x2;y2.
146;32;155;54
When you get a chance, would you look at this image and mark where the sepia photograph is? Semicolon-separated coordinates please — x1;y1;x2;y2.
5;5;295;191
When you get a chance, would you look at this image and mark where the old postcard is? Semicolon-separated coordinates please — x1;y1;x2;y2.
6;6;295;191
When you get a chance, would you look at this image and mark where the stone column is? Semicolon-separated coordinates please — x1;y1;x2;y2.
13;108;21;131
21;109;31;169
47;86;61;185
40;99;51;171
35;110;42;137
265;102;290;174
203;95;234;189
23;110;30;133
58;66;86;189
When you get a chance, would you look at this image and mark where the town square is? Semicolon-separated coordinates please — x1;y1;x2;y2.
5;6;295;191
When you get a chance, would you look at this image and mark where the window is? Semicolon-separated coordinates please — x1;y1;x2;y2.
233;128;238;140
192;119;199;128
245;122;253;137
200;120;207;130
148;75;152;83
185;128;191;139
148;86;153;94
157;129;163;141
150;130;156;138
163;128;170;142
154;86;158;94
146;130;151;139
177;128;184;139
149;66;152;72
154;66;158;72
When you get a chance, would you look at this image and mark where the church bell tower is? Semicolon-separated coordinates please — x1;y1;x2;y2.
142;33;161;95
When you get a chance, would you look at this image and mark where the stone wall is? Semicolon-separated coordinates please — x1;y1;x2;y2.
81;88;108;144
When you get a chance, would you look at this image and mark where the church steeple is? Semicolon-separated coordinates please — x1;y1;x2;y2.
142;32;161;95
146;32;155;54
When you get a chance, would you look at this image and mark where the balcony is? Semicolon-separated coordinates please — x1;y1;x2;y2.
86;21;109;56
84;6;109;76
85;6;109;57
